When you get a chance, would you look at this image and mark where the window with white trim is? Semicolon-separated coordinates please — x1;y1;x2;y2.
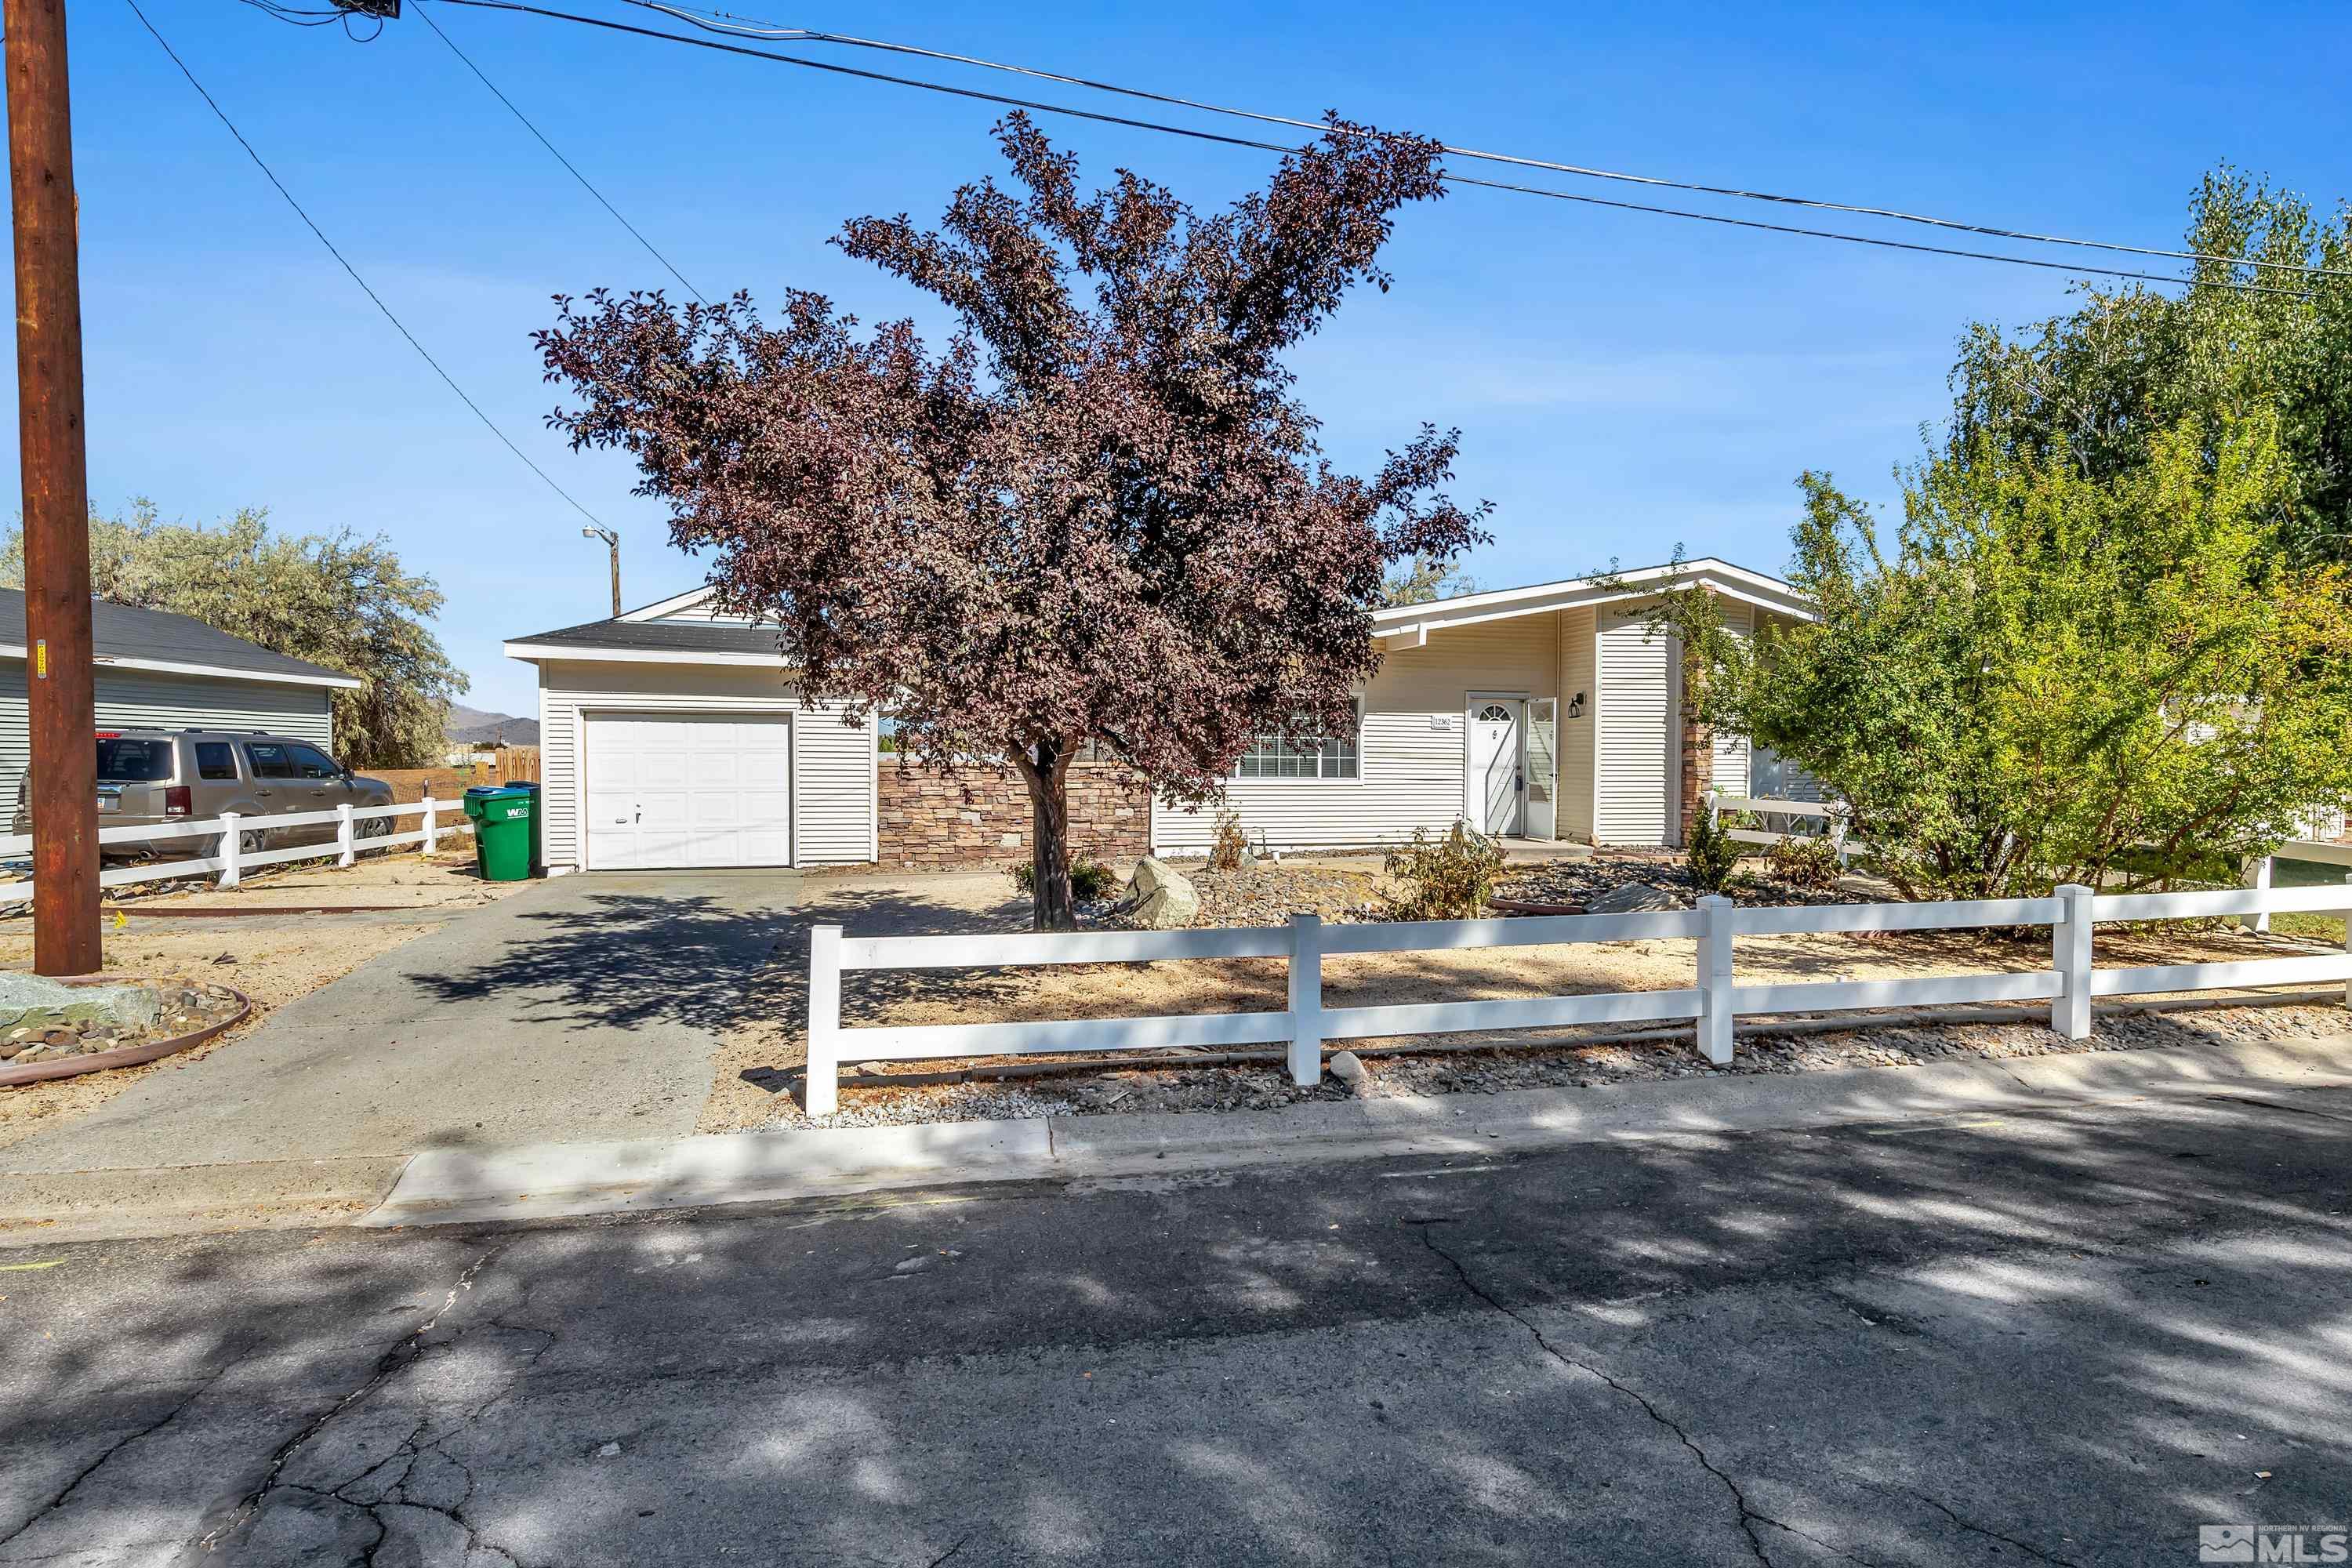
1235;703;1361;780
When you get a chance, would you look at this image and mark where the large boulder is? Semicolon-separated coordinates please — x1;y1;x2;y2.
1121;857;1200;930
0;972;158;1033
1587;881;1685;915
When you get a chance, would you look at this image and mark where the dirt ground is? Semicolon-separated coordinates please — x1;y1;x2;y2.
702;856;2352;1132
0;847;529;1149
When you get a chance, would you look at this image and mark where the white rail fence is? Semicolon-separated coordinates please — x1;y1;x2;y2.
0;797;477;904
1707;790;1867;866
802;880;2352;1114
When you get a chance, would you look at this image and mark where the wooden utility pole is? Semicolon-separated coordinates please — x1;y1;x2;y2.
6;0;100;975
584;525;619;615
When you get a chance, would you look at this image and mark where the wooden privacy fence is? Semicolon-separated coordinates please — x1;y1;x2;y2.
802;880;2352;1115
0;797;477;903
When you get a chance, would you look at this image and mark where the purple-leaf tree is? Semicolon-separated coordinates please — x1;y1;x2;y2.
538;113;1488;929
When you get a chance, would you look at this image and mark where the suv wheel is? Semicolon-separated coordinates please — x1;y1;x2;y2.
202;828;267;862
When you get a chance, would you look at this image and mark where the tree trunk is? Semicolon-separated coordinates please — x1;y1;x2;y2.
1016;738;1077;931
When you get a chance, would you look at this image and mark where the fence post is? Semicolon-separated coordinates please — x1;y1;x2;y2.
217;813;241;889
1829;804;1851;870
805;924;844;1117
1696;895;1734;1065
336;803;356;868
1287;913;1323;1087
421;793;438;855
2052;883;2094;1040
1706;786;1721;829
2243;854;2273;935
2342;874;2351;1011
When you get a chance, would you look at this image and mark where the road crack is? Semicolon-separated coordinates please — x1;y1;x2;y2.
191;1241;514;1557
1897;1484;2084;1568
1411;1221;1885;1568
0;1361;237;1552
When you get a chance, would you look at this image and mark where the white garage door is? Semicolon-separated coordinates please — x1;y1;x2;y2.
584;712;792;870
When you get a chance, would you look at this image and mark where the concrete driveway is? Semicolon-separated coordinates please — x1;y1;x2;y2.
1;872;803;1233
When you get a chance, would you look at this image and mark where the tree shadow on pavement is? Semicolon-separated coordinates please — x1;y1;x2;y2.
5;1091;2351;1565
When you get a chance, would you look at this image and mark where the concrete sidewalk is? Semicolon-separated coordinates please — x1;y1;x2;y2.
362;1030;2352;1229
0;871;800;1238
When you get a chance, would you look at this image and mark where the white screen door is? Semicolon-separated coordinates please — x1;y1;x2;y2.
1470;699;1524;836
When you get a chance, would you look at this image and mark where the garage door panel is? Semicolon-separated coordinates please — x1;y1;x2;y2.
584;712;794;870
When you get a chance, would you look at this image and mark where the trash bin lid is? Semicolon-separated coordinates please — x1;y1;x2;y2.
464;784;530;799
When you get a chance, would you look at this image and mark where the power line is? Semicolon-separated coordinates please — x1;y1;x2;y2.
619;0;2352;285
433;0;2314;300
124;0;613;530
412;0;707;303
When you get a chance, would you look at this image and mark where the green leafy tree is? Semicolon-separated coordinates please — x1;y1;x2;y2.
1;503;468;768
1656;417;2352;899
1949;165;2352;568
1381;554;1478;605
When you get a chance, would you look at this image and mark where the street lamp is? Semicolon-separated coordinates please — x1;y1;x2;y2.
583;526;619;616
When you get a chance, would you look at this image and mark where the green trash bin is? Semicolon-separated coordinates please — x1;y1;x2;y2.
463;784;536;882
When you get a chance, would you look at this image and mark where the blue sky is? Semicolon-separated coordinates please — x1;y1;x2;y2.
39;0;2352;714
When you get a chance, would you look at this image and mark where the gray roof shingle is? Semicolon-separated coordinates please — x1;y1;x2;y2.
0;589;357;687
505;617;787;659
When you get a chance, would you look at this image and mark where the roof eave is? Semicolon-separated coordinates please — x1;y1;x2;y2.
0;644;364;690
501;641;793;668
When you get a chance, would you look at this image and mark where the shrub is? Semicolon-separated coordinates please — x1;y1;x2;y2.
1208;808;1249;873
1685;805;1744;894
1008;855;1120;902
1764;832;1842;891
1383;822;1509;920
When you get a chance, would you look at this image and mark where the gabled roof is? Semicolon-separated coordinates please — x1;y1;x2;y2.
503;614;786;666
1371;557;1811;647
0;590;362;690
506;557;1810;666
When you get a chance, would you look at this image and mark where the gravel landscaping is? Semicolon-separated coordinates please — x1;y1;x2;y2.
754;993;2350;1131
0;978;243;1069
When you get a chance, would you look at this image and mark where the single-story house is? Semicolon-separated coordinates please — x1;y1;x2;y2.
0;590;361;813
504;559;1816;873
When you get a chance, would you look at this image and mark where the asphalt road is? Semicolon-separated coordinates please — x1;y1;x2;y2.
4;1086;2350;1566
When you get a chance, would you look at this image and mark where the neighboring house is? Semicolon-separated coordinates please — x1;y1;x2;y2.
0;590;361;815
504;558;1815;873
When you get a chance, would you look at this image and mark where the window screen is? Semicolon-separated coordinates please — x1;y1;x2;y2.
1234;704;1360;779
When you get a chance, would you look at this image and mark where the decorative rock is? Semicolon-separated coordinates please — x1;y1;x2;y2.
0;972;160;1033
1120;857;1200;930
1587;881;1683;915
1327;1051;1367;1087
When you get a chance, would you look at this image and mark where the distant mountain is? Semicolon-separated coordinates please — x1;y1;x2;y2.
445;705;539;746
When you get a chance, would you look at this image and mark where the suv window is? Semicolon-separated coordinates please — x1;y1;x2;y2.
194;742;238;782
244;742;294;780
286;743;343;779
96;738;175;782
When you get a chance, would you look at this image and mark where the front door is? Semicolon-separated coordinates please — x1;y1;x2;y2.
1471;699;1524;836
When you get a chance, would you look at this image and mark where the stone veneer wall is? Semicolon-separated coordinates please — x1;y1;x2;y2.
877;760;1152;870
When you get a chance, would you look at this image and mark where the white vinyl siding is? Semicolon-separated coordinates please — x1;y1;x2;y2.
1151;615;1559;854
1594;599;1676;846
0;660;332;818
1557;605;1596;840
1708;600;1753;799
536;659;875;871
